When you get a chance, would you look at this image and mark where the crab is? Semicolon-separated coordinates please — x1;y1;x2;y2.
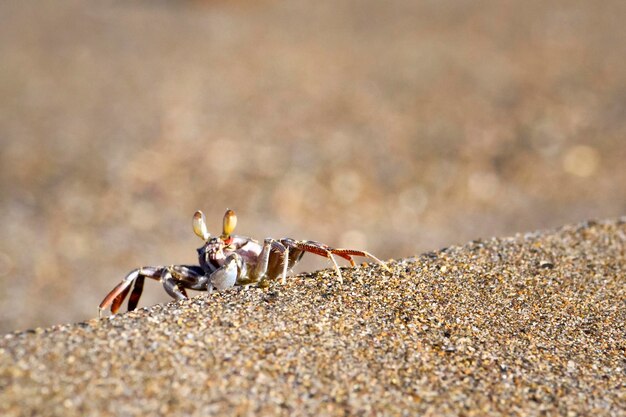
98;209;389;316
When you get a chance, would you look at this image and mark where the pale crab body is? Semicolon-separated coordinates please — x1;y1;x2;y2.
99;209;388;317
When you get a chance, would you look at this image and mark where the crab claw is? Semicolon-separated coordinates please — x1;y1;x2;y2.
209;253;242;291
193;210;211;241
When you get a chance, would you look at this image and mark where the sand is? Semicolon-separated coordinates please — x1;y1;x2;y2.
1;218;624;416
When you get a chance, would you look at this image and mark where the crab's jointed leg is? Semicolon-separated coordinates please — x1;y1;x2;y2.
127;274;145;311
328;248;389;272
161;268;189;300
99;266;161;316
252;239;290;285
98;265;205;317
280;239;390;284
280;239;346;283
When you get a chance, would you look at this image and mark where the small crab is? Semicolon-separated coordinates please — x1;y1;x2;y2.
99;209;388;316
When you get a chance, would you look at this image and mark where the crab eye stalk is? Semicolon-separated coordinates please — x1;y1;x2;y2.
222;209;237;239
192;210;211;241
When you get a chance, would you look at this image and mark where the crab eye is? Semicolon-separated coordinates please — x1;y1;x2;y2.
192;210;211;241
221;209;237;239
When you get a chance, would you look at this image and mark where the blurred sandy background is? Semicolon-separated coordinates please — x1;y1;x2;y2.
0;0;624;333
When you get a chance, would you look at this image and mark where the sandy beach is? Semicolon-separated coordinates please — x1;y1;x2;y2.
1;218;624;416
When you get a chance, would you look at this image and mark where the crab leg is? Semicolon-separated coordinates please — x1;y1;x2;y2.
162;269;189;300
281;239;390;283
253;239;289;284
99;265;204;317
328;248;390;272
127;275;145;311
281;245;289;284
99;267;162;317
281;239;345;283
110;282;133;314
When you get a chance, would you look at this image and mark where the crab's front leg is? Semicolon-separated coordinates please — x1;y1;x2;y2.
98;265;206;317
98;266;165;317
160;267;191;300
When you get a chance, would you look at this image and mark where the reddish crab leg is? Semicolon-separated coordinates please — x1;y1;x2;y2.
99;267;163;317
280;239;389;284
110;284;133;314
127;275;145;312
99;279;134;315
280;240;343;283
330;248;389;271
99;265;209;317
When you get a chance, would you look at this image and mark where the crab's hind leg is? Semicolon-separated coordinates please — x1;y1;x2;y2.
329;249;390;272
281;239;345;283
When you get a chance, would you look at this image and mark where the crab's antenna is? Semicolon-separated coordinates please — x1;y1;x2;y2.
193;210;211;241
221;209;237;239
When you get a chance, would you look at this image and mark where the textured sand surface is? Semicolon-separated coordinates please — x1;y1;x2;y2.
1;219;624;416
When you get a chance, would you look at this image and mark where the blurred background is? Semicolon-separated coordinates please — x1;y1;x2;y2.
1;0;625;333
